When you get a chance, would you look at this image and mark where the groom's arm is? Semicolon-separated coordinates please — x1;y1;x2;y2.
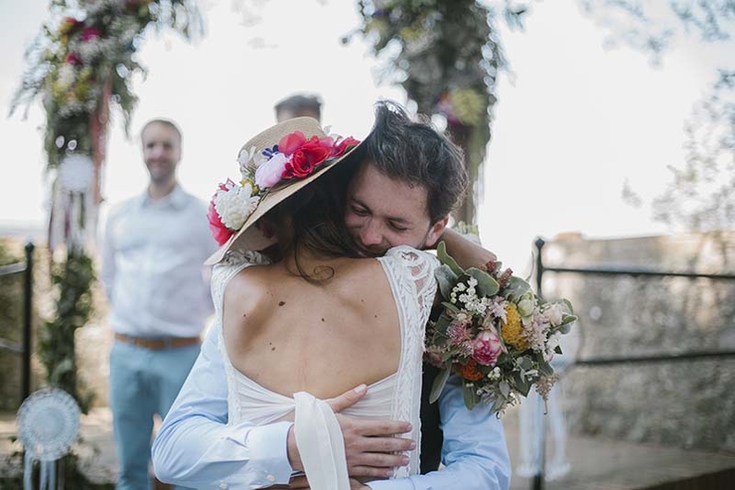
365;374;511;490
152;326;294;488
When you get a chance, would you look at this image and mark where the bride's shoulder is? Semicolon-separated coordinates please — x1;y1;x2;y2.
382;245;439;268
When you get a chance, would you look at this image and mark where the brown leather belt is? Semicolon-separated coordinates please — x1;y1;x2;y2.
115;333;201;350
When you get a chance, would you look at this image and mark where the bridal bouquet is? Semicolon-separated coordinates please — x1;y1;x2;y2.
425;242;576;415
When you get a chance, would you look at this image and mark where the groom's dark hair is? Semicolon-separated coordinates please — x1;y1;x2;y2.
364;101;468;224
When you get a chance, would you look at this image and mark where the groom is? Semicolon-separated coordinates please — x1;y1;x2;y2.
152;101;511;489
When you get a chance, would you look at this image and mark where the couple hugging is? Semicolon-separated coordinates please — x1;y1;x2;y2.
152;101;511;489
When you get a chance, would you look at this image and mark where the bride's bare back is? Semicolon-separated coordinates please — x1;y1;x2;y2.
222;256;401;400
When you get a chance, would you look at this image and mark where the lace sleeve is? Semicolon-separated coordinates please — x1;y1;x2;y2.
382;246;439;313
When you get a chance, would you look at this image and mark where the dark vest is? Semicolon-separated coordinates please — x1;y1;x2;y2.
419;362;444;473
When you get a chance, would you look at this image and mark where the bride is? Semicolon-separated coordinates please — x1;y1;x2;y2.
207;115;447;489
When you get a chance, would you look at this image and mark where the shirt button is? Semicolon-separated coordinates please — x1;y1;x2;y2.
266;474;276;482
219;483;228;489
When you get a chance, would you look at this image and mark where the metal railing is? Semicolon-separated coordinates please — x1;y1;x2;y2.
530;237;735;490
0;241;35;402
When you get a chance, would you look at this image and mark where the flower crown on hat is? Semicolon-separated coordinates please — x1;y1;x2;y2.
207;129;360;246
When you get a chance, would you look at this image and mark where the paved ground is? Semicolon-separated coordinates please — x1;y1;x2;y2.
2;406;734;489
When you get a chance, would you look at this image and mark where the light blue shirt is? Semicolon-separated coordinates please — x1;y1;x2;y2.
153;326;511;489
101;185;218;338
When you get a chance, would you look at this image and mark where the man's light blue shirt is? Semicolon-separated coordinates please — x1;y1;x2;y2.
152;326;511;489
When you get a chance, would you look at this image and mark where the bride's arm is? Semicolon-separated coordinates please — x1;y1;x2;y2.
436;228;496;269
152;326;295;488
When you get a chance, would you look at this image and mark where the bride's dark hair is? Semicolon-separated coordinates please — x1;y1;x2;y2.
260;150;364;282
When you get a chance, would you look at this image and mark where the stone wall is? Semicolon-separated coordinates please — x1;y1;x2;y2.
542;231;735;452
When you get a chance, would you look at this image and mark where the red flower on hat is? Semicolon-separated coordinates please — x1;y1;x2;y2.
332;136;360;157
207;181;234;246
280;133;334;180
284;138;332;179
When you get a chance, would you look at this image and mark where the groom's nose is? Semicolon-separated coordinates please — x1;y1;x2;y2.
359;220;384;248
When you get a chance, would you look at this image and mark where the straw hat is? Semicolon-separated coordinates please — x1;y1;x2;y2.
205;117;364;265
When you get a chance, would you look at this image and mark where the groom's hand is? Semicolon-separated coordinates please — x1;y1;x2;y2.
286;384;415;479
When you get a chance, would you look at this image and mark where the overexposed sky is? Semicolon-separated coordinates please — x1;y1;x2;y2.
0;0;732;272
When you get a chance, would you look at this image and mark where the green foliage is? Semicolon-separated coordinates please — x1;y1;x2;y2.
350;0;529;223
10;0;202;168
39;251;96;413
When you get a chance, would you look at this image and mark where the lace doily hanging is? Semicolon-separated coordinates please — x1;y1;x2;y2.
17;387;80;461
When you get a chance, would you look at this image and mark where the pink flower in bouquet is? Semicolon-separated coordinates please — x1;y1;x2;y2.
81;27;101;42
447;321;472;346
64;53;82;66
471;330;503;367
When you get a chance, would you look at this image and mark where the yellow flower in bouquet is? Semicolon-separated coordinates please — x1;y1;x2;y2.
500;303;529;351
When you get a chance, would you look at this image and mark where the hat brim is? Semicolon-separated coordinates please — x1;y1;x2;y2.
205;140;366;265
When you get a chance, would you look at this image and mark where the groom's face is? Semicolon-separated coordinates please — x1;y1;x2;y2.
344;161;447;257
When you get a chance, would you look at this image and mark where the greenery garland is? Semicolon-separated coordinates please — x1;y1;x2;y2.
351;0;527;223
11;0;201;413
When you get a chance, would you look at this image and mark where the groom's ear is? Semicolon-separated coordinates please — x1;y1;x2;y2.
425;216;449;249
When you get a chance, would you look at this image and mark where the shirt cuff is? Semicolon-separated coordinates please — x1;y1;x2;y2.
231;421;294;485
366;479;414;490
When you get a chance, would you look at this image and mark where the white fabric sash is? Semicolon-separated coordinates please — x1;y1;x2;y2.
293;392;350;490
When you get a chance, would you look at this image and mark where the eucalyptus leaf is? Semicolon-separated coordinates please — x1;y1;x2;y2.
441;301;460;313
436;241;464;276
429;367;451;404
517;356;533;371
435;264;459;299
463;382;479;410
490;395;505;414
466;267;499;296
504;276;531;300
516;375;531;396
499;381;511;397
560;314;578;326
434;313;451;334
538;362;555;377
562;298;575;313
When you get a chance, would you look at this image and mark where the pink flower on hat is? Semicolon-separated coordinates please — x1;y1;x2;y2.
254;152;289;188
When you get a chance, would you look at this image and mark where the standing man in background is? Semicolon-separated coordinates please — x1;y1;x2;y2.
274;93;323;122
101;118;218;490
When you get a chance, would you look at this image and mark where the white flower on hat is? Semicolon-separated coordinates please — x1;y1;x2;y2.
238;146;257;176
214;181;260;231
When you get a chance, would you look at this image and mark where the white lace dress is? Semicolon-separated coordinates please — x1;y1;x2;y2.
210;246;438;490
